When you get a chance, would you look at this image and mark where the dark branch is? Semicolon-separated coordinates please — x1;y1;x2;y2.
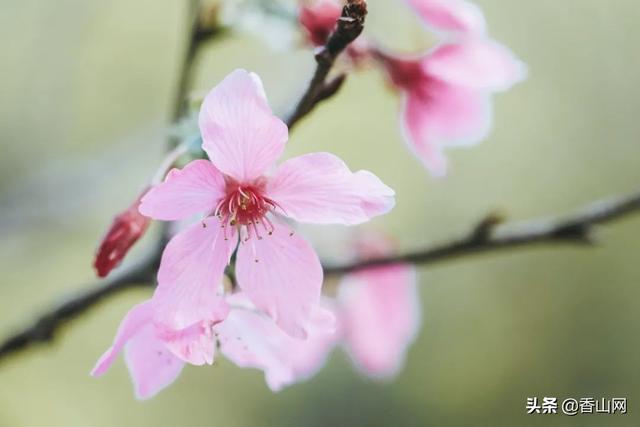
171;0;227;122
324;190;640;276
0;250;159;360
286;0;367;129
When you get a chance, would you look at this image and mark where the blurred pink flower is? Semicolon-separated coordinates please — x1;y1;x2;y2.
299;0;342;46
93;190;151;278
376;37;526;176
336;233;420;378
139;69;395;339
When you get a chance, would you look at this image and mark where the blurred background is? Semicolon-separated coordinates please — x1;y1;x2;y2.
1;0;639;426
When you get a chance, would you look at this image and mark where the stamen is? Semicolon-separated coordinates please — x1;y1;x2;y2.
212;182;280;242
259;218;274;236
251;222;263;240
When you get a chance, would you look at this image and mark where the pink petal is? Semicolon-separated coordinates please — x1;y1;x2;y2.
266;153;395;225
124;323;185;400
405;0;486;35
200;69;288;182
401;81;491;176
155;321;217;366
339;264;420;378
139;160;226;221
91;301;153;377
216;294;336;391
153;217;235;331
235;226;323;339
424;39;527;92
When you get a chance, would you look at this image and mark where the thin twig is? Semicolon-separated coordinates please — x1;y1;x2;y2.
171;0;227;122
0;249;160;359
286;0;367;128
324;190;640;276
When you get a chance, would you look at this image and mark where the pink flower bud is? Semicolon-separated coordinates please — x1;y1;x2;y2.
93;190;151;278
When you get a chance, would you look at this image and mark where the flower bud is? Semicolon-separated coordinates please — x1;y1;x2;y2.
93;190;151;278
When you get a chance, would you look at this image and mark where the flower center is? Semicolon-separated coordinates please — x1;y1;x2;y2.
213;180;278;241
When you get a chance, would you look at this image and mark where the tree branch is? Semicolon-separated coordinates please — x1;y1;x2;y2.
286;0;367;128
0;251;160;360
324;190;640;276
171;0;227;122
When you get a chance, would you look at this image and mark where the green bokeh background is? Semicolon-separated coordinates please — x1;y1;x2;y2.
1;1;639;426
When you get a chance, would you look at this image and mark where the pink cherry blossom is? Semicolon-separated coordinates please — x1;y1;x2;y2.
139;69;395;339
93;189;151;278
375;36;526;176
336;233;420;378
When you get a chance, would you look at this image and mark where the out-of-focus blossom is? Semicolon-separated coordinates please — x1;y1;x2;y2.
376;36;526;176
404;0;486;36
139;69;395;340
93;190;151;278
299;0;342;46
336;233;420;378
376;0;527;176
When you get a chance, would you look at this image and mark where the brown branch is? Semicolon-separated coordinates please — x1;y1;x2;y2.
171;0;227;122
324;190;640;276
285;0;367;129
0;251;159;360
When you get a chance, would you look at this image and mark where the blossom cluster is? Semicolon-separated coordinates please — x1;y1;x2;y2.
92;0;525;399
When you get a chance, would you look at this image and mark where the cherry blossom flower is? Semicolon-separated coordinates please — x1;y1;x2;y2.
334;233;420;378
139;69;395;340
375;37;526;176
93;190;151;278
368;0;526;176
